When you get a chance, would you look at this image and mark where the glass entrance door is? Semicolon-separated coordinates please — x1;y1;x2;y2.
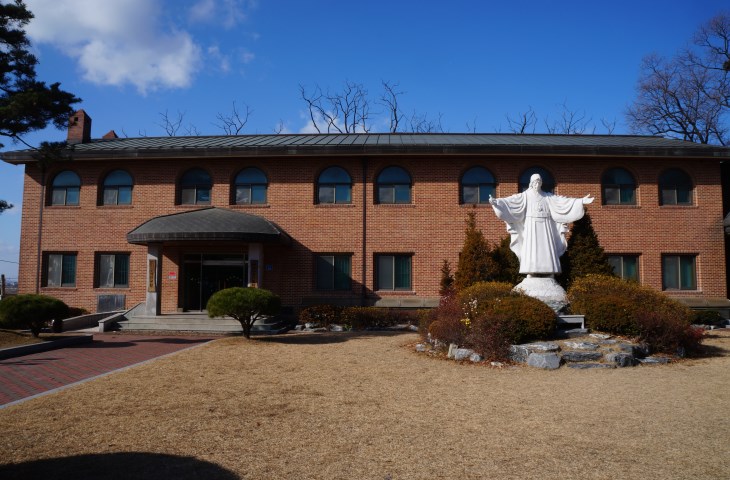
183;254;248;311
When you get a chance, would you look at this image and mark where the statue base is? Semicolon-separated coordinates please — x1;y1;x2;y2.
513;276;568;313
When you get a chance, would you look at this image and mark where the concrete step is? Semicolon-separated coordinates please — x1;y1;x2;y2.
116;314;294;334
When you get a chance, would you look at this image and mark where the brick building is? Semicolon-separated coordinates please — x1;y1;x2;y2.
2;110;729;316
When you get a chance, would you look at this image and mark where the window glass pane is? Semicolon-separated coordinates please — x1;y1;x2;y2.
661;189;676;205
623;256;638;281
394;256;411;290
317;256;334;290
196;188;211;204
335;185;351;203
378;186;394;204
65;188;80;205
663;256;679;289
319;185;335;204
378;167;410;184
334;256;351;290
235;186;251;204
53;171;80;187
394;184;411;203
319;167;351;184
251;185;267;204
51;188;66;206
181;188;196;205
462;186;478;204
103;188;118;205
235;168;267;184
61;255;76;287
378;256;394;290
100;254;114;287
117;187;132;205
677;188;692;204
680;256;696;290
115;255;130;287
181;169;211;186
462;167;494;184
104;170;132;186
604;187;619;205
48;254;62;286
479;185;495;203
607;256;622;276
620;187;635;205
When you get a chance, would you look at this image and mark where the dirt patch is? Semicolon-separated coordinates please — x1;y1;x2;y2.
1;330;729;479
0;330;61;349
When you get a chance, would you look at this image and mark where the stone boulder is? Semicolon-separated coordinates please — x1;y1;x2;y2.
527;352;561;370
605;352;635;367
561;351;603;362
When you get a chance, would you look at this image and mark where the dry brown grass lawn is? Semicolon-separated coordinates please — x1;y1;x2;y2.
1;330;729;479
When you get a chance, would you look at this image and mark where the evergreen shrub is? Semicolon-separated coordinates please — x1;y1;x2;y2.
692;310;724;326
0;294;69;337
486;295;557;343
207;287;281;339
298;304;342;328
458;281;514;318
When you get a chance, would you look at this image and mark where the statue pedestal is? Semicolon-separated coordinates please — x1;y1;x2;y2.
513;276;568;313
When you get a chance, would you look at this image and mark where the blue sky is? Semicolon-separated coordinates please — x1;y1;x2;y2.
0;0;727;280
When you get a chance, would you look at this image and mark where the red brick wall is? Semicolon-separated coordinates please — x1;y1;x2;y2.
17;154;726;313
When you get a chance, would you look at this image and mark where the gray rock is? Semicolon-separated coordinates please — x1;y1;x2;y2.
329;324;345;332
637;356;670;365
304;322;316;329
589;333;612;340
469;352;483;363
522;342;561;352
453;348;474;361
527;353;561;370
447;343;458;359
561;351;603;362
490;361;504;367
509;345;530;363
561;328;589;338
564;341;600;350
599;339;618;345
567;363;615;369
619;343;650;358
415;343;427;352
605;352;635;367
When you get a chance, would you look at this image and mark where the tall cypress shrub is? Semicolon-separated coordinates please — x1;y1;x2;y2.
454;210;497;290
559;212;614;288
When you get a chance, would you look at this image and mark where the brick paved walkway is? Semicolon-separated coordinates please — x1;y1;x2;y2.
0;334;216;407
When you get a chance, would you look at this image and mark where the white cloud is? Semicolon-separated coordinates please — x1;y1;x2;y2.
25;0;202;94
189;0;253;29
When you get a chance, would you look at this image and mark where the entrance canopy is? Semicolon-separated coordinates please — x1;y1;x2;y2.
127;207;290;245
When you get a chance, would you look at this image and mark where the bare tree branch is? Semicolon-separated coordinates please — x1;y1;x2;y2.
379;80;404;133
157;110;185;137
506;107;537;134
214;101;252;135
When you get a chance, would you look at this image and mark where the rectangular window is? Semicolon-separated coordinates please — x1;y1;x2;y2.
98;253;130;288
662;255;697;290
316;255;352;291
607;255;639;282
376;255;412;291
46;253;77;287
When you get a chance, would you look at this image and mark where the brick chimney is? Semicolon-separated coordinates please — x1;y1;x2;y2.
67;109;92;144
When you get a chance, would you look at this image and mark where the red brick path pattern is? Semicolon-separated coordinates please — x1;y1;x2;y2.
0;334;215;406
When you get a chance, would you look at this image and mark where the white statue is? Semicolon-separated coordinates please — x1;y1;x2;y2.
489;174;594;276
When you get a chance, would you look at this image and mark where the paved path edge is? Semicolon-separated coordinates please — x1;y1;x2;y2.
0;335;94;361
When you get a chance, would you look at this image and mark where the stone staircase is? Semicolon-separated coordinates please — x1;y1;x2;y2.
114;312;295;334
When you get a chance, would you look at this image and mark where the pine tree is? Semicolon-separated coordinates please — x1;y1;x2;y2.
490;235;521;284
454;210;497;290
439;259;455;297
559;212;614;288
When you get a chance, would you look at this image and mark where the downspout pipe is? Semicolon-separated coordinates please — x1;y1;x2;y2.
361;157;368;307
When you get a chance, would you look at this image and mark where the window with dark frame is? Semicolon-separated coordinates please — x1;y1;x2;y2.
461;166;496;204
376;255;412;291
50;171;81;206
46;253;77;287
317;166;352;204
316;254;352;291
662;254;697;290
602;168;636;205
180;168;212;205
234;167;268;204
102;170;133;205
518;167;555;193
607;254;639;281
97;253;130;288
376;166;411;204
659;168;693;205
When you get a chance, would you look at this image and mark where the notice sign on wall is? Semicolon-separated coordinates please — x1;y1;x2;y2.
168;272;177;280
147;259;157;292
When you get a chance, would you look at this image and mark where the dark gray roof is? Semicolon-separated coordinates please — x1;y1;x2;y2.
3;133;729;164
127;207;290;245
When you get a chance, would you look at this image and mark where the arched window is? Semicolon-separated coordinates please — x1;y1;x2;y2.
659;168;693;205
102;170;133;205
519;167;555;193
376;166;411;204
50;171;81;205
233;168;267;205
180;168;212;205
461;166;496;204
317;166;352;204
602;168;636;205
